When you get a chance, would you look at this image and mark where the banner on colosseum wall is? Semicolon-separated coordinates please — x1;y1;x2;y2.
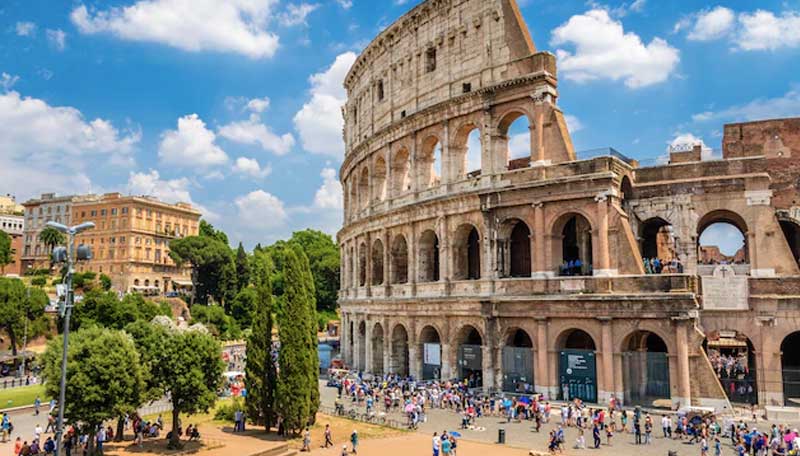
701;265;749;310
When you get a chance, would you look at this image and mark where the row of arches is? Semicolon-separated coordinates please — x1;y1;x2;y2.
345;112;536;217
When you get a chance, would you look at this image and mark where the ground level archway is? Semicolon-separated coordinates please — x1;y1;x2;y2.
357;321;366;372
705;332;758;404
502;328;534;393
372;323;384;375
390;324;410;376
557;329;597;402
621;331;670;407
782;332;800;406
456;325;483;388
419;326;442;380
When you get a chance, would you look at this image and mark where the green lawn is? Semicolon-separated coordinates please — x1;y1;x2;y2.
0;384;49;410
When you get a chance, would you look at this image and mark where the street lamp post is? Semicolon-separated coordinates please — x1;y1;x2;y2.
47;221;94;456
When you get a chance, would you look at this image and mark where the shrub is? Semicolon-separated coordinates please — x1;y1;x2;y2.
31;276;47;287
214;397;245;422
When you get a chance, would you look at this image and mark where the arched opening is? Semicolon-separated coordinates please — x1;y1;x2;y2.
557;329;598;402
698;211;748;274
453;224;481;280
498;111;531;170
705;332;758;404
556;214;593;276
620;176;634;203
640;217;679;273
348;320;354;360
456;325;483;388
133;278;140;286
144;279;150;287
372;323;384;375
622;331;670;407
419;136;442;189
502;328;534;393
782;332;800;406
357;321;366;372
780;220;800;266
373;156;387;202
419;326;442;380
371;239;384;286
502;219;531;278
390;325;409;376
392;148;411;195
358;242;367;287
390;235;409;284
349;180;357;218
418;230;440;282
358;167;369;210
454;124;482;179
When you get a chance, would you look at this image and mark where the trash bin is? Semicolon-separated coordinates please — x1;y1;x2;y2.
668;451;677;456
498;428;506;444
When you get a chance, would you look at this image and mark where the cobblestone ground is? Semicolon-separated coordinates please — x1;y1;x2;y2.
319;381;800;455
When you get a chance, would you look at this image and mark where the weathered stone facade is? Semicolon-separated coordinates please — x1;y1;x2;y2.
337;0;800;412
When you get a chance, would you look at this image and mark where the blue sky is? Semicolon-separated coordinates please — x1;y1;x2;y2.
1;0;799;248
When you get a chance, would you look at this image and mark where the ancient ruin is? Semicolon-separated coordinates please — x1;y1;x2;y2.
337;0;800;413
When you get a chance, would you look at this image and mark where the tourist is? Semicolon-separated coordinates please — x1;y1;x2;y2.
2;413;10;442
592;423;601;449
323;424;334;449
33;424;42;442
350;429;358;454
574;428;586;449
441;435;452;456
33;397;41;416
14;437;22;456
606;424;613;446
662;414;672;438
644;413;653;444
432;432;440;456
44;415;55;434
341;444;349;456
633;416;642;445
96;425;106;455
302;427;311;452
43;437;54;456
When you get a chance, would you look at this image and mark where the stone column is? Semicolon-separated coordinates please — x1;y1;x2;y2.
341;313;350;366
535;317;551;396
364;317;373;374
532;202;550;277
408;320;420;379
365;232;372;297
383;317;391;375
594;193;612;276
441;121;451;186
758;317;782;405
674;319;692;407
441;342;452;379
383;230;391;293
599;317;614;404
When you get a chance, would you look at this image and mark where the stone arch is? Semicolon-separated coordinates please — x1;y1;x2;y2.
621;330;671;406
418;229;440;282
358;241;367;287
499;218;531;278
781;332;800;406
390;234;409;284
453;122;482;179
640;217;676;266
358;167;370;210
372;322;385;375
373;155;387;202
556;328;598;402
357;320;367;371
455;324;484;387
419;325;443;380
390;323;410;376
144;279;150;287
418;135;442;189
502;327;535;393
371;238;384;285
551;212;594;276
697;209;749;266
453;223;481;280
392;147;411;195
133;278;140;286
620;175;634;202
496;109;534;169
348;179;358;218
704;331;758;404
779;219;800;265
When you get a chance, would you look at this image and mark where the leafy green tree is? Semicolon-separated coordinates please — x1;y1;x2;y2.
292;245;320;420
199;219;229;245
99;274;112;291
230;287;257;329
169;236;233;305
72;290;171;330
235;242;250;292
190;304;241;340
0;278;48;367
38;226;65;253
0;230;12;274
245;251;277;430
276;248;316;435
41;327;145;455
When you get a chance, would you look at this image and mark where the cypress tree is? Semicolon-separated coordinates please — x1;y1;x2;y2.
276;248;312;435
245;251;277;431
291;244;320;422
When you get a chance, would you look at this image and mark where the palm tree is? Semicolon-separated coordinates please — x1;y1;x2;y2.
38;226;65;254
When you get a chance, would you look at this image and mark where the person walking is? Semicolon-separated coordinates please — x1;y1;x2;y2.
350;429;358;454
593;423;601;449
1;413;9;443
33;397;41;416
432;432;440;456
323;424;334;448
302;427;311;452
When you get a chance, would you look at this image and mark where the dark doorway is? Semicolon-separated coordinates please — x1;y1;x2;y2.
510;222;531;277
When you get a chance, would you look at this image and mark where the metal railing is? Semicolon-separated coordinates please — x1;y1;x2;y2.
318;405;407;430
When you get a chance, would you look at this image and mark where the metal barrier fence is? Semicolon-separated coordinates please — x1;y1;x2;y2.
0;378;38;390
317;405;407;430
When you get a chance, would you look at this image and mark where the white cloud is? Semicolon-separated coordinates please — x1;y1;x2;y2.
313;167;343;209
509;133;529;160
0;90;139;165
1;73;19;92
550;9;680;88
232;157;272;179
735;10;800;51
667;133;716;160
15;22;36;37
336;0;353;9
158;114;229;168
246;96;270;113
46;29;67;51
70;0;280;59
218;114;295;155
629;0;646;13
279;3;319;26
293;52;356;158
234;190;288;229
686;6;735;41
127;170;193;204
565;114;583;133
691;88;800;123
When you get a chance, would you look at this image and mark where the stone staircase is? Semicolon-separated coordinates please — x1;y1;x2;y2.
250;443;298;456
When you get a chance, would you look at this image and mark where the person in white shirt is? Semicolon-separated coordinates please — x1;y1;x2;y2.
432;432;440;456
662;415;673;438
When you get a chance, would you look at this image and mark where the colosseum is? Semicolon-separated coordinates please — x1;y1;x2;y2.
337;0;800;414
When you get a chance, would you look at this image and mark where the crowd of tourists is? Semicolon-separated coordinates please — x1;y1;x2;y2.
558;260;592;276
709;349;757;403
642;257;684;274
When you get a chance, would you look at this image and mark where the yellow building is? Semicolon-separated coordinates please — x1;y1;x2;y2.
71;193;201;294
0;194;24;215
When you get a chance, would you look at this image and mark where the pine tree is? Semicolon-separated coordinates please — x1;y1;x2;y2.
291;244;320;422
235;242;251;291
245;251;278;431
276;248;312;435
